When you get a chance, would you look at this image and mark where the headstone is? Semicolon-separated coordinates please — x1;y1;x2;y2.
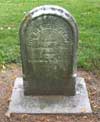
19;5;78;96
8;5;92;114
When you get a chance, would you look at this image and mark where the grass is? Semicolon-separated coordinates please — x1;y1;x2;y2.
0;0;100;70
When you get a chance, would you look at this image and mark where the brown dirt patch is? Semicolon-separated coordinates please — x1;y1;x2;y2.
0;64;100;122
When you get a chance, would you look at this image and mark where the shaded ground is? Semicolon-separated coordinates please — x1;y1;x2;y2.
0;64;100;122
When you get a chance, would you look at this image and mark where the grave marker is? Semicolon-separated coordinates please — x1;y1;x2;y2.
8;5;92;114
19;5;78;96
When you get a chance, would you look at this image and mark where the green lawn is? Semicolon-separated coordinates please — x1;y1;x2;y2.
0;0;100;70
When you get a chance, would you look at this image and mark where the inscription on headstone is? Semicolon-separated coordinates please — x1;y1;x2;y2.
19;5;78;96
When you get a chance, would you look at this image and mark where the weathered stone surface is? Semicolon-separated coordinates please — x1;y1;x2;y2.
19;5;78;96
8;77;92;114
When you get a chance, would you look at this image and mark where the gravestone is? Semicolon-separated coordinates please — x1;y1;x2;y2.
8;5;92;114
20;5;78;96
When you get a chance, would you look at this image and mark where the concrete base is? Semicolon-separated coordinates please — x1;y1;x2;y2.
8;77;92;114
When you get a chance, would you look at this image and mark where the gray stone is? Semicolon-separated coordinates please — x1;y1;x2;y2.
19;5;78;96
8;77;92;114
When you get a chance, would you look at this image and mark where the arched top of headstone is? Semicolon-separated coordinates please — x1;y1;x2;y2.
20;5;78;44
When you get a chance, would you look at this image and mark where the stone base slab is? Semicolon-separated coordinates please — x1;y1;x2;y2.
8;77;92;114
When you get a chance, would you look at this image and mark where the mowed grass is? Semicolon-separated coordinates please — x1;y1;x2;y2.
0;0;100;70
